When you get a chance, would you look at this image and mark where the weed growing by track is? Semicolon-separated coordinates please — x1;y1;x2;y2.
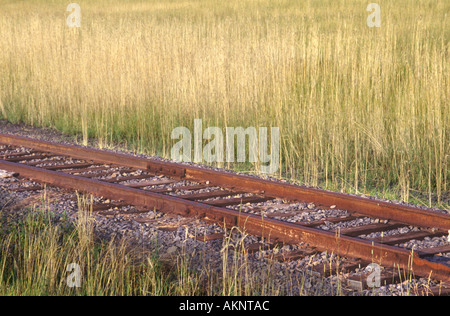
0;192;319;296
0;195;171;295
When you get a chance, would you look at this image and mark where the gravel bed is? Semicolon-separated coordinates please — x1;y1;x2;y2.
0;120;449;296
360;226;422;239
1;173;448;296
399;236;449;251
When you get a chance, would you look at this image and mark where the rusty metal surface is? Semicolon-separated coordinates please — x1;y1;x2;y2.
1;133;448;230
185;167;450;231
0;158;449;282
0;133;186;178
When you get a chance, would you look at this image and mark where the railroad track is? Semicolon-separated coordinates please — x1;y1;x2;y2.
0;133;449;294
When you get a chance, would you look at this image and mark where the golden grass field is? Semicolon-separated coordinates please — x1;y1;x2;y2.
0;0;448;206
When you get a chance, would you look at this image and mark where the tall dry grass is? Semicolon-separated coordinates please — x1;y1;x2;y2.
0;192;300;296
0;0;448;205
0;194;167;295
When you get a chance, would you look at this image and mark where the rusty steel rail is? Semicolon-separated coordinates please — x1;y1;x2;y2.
2;133;448;230
0;133;449;282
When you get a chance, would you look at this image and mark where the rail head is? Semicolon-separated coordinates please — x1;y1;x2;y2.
0;157;449;282
1;132;448;231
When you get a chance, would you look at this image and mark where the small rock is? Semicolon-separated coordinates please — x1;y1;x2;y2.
0;170;18;178
399;227;409;234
